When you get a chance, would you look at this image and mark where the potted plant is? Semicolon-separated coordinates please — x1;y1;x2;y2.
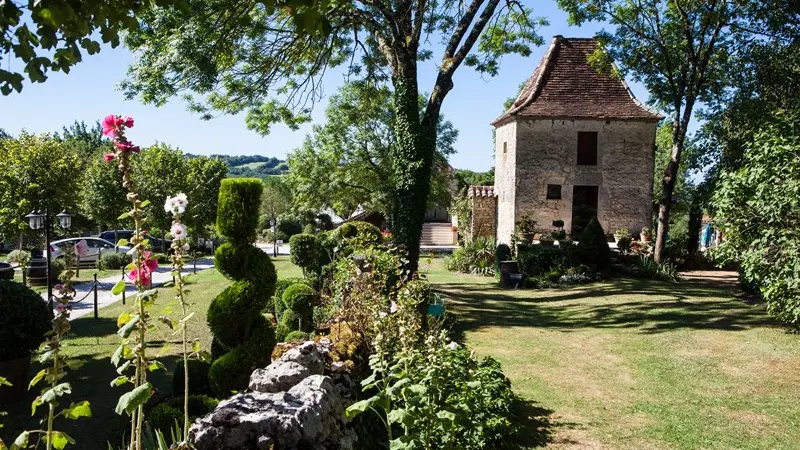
538;232;555;247
552;219;565;229
0;280;53;402
614;228;631;243
551;229;567;241
641;227;652;242
515;214;537;245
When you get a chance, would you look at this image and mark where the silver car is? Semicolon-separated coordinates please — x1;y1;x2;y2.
49;238;131;266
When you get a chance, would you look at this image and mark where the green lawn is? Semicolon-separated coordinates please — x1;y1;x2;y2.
426;259;800;449
1;255;299;448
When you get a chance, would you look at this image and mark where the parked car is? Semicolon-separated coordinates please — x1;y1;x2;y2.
49;238;131;266
98;230;172;252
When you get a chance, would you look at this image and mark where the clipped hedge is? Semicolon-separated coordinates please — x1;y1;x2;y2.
517;246;567;278
101;251;131;270
0;280;53;361
289;234;329;276
172;359;213;397
207;178;277;396
279;283;314;339
268;277;307;316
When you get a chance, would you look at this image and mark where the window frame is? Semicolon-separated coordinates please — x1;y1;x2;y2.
546;184;562;200
577;131;598;166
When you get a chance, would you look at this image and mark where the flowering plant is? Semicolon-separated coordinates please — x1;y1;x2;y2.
103;114;162;450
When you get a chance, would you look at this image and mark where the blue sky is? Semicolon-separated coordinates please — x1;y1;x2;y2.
0;1;651;172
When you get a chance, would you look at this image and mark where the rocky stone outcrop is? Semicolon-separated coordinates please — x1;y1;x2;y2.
187;341;356;450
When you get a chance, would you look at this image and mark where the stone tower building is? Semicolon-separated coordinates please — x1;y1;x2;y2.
490;35;663;244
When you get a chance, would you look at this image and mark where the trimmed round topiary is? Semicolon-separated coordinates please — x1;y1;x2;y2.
0;280;53;361
284;330;312;342
208;179;277;397
269;277;307;316
578;218;611;268
172;359;213;397
216;178;263;243
279;283;314;336
289;234;328;276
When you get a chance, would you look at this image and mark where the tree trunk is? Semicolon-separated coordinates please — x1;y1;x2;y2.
390;73;436;274
654;134;685;263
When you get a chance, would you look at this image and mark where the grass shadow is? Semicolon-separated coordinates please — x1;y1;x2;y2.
508;400;556;449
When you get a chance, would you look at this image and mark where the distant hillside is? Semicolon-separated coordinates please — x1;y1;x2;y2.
208;154;289;177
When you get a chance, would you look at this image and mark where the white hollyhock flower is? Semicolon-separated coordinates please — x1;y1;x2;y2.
445;341;459;350
164;193;189;214
170;223;188;240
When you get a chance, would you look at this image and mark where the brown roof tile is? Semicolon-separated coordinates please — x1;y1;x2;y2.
493;36;663;125
467;185;497;197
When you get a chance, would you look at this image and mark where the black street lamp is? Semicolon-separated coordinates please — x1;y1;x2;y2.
25;209;72;307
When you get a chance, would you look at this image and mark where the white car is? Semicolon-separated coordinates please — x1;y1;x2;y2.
49;238;131;266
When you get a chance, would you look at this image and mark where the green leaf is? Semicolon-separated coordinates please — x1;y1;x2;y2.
118;211;130;220
111;344;126;366
139;200;151;208
345;395;382;419
29;369;46;390
117;315;140;338
0;376;11;387
147;361;167;372
436;410;456;421
110;376;129;387
31;397;43;417
41;383;72;404
117;239;129;247
115;383;153;416
157;343;171;358
48;431;75;450
387;408;411;425
112;280;126;296
64;401;92;419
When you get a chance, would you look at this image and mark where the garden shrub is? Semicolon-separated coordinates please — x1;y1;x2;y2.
276;218;303;239
302;223;316;235
517;246;567;278
278;283;315;339
289;233;329;276
0;280;52;361
172;359;213;397
577;218;611;268
269;277;308;316
445;236;495;276
7;249;30;266
284;330;312;342
207;178;277;396
616;236;633;255
349;332;519;449
494;243;512;274
629;255;680;282
100;251;131;270
559;273;595;286
147;395;218;433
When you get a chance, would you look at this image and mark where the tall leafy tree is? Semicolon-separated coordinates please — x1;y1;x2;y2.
712;111;800;326
0;133;82;242
287;82;458;220
83;156;128;232
185;155;228;233
261;176;293;228
557;0;791;262
121;0;546;271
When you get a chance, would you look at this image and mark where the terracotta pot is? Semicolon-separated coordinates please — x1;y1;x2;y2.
0;355;32;404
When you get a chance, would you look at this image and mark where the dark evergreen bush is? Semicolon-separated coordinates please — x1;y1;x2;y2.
147;395;219;433
172;359;213;397
207;178;277;396
0;280;53;361
577;218;611;268
517;246;567;278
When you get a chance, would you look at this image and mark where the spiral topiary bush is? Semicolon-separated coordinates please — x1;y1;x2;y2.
207;178;277;396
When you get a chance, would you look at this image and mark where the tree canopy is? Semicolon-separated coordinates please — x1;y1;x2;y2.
122;0;546;271
287;82;458;220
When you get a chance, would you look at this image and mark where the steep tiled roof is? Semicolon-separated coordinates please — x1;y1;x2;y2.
493;36;663;125
467;186;497;197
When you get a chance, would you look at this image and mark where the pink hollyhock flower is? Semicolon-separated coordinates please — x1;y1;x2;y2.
75;239;89;258
114;141;140;153
102;114;117;137
104;153;116;161
54;284;64;292
123;116;134;127
142;251;159;272
56;303;67;313
128;267;151;286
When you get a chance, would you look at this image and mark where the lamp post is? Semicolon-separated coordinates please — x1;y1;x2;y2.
25;209;72;307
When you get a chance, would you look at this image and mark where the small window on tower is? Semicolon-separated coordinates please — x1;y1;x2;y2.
547;184;562;200
577;132;598;165
503;142;507;154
